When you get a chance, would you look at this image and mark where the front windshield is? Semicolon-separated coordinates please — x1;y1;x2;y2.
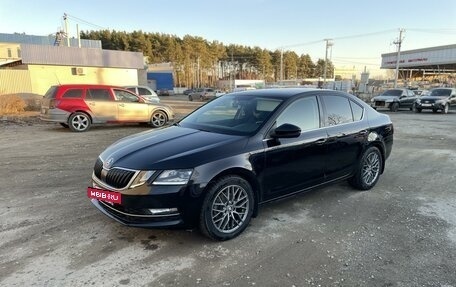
429;89;451;97
381;90;402;97
179;94;283;135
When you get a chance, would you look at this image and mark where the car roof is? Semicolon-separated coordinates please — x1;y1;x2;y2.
55;84;124;89
229;88;327;99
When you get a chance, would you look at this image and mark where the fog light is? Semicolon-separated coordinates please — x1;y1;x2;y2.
148;208;178;215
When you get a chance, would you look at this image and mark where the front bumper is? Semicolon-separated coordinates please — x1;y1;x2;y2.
91;198;184;228
371;101;391;109
89;178;204;228
415;102;444;110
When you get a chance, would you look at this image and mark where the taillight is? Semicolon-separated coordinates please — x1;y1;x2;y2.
49;99;58;109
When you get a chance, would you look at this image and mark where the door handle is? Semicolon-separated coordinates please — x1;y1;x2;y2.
315;138;327;145
358;130;368;136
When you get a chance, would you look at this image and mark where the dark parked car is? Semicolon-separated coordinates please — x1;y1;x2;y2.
87;88;393;240
413;88;456;114
370;88;417;111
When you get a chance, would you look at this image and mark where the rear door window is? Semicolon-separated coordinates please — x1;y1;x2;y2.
86;89;112;101
350;100;364;121
322;95;353;126
62;89;83;98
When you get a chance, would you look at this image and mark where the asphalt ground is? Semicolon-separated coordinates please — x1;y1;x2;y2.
1;98;455;287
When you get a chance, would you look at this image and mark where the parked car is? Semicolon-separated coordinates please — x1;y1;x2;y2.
183;88;195;95
158;89;170;96
40;84;175;132
413;88;456;114
188;88;216;101
370;88;417;111
215;89;226;97
124;85;160;103
87;88;393;240
412;89;429;97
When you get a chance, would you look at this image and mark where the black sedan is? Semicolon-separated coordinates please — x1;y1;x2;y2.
370;88;417;112
87;89;394;240
413;88;456;114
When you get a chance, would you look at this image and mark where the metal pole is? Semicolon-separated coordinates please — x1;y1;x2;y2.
394;28;404;88
64;13;70;47
280;48;283;85
76;24;81;48
323;39;332;85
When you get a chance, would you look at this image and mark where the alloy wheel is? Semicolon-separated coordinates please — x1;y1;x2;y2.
71;114;89;131
211;184;249;233
151;111;167;127
361;152;380;185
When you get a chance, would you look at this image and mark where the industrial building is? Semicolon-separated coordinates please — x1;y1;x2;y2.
381;44;456;83
0;33;145;97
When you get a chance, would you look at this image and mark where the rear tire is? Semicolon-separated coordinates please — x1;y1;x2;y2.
349;146;382;190
69;112;91;132
199;176;254;241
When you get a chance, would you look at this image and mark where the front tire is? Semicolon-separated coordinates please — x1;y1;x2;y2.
349;146;382;190
200;176;254;241
390;102;399;112
69;112;91;132
150;110;167;128
442;103;449;114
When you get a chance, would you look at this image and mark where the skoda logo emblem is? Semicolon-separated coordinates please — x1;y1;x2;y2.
104;158;114;169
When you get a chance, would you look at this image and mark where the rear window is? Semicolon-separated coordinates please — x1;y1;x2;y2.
44;86;58;99
62;89;83;98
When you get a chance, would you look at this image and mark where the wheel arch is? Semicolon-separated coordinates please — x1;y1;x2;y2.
204;167;261;218
69;110;93;123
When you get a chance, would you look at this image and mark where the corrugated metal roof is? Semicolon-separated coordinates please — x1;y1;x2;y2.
0;33;102;48
20;44;144;69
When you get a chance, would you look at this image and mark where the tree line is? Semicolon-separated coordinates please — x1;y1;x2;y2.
80;30;334;88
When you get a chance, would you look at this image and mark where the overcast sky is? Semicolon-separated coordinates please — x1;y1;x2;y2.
1;0;455;75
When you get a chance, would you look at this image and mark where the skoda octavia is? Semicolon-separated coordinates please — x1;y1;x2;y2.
88;89;393;241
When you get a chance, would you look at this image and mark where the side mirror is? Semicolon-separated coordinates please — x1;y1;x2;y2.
271;123;301;139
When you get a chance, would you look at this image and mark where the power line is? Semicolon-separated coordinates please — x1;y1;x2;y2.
64;13;107;30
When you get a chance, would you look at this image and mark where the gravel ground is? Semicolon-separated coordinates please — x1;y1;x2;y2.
1;99;455;287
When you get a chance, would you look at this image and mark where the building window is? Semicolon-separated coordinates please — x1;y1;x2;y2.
7;48;12;58
17;48;21;58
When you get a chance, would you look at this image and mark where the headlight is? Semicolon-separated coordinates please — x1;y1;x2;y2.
153;169;193;185
130;170;155;188
370;98;375;103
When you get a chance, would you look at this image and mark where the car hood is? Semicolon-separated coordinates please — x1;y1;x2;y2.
372;95;398;101
99;126;248;170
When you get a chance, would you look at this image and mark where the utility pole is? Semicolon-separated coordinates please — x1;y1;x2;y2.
393;28;405;88
63;13;70;47
230;50;234;91
323;39;333;85
280;48;283;85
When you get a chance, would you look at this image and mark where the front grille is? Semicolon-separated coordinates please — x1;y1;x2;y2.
422;100;435;104
94;158;103;179
105;168;135;189
375;101;385;107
